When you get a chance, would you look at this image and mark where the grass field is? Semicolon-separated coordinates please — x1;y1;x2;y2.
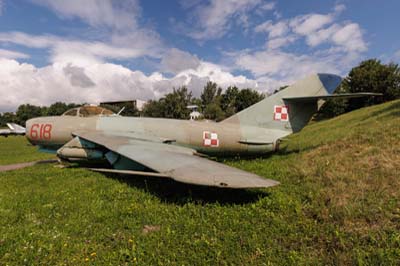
0;100;399;265
0;136;55;165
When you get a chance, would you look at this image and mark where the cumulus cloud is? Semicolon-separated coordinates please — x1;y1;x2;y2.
160;48;200;74
235;50;340;80
0;48;29;59
183;0;268;40
0;58;262;112
290;13;334;35
28;0;163;61
0;31;162;65
254;4;366;53
255;21;289;38
31;0;140;30
260;2;275;11
249;2;366;79
267;35;297;50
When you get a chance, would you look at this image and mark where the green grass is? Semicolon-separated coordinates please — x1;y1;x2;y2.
0;136;55;165
0;100;399;265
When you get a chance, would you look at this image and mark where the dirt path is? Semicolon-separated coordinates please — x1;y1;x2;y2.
0;159;58;172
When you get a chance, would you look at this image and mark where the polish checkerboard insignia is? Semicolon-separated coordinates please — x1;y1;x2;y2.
203;131;219;147
274;105;289;121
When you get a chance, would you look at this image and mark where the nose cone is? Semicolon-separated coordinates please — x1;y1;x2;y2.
317;73;342;94
25;118;36;143
25;117;44;145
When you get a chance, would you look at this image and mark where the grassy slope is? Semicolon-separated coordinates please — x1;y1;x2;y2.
0;100;399;265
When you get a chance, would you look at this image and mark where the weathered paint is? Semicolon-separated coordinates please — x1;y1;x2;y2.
23;73;349;189
26;73;343;157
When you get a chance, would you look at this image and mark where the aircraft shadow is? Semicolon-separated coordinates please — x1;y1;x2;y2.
101;172;270;206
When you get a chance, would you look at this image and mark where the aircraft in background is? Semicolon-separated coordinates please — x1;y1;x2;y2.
24;74;380;189
0;123;26;137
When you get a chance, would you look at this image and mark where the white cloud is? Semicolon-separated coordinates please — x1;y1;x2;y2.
0;49;29;59
235;50;341;81
394;50;400;60
267;35;297;50
331;23;366;52
0;58;262;112
0;31;162;65
28;0;163;61
290;13;334;35
31;0;140;30
160;48;200;74
185;0;263;40
260;2;275;11
255;21;289;38
254;4;366;53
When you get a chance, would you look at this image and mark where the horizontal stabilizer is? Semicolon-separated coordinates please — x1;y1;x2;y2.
283;93;382;102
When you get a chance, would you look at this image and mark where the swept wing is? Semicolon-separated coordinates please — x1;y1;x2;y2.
71;131;279;189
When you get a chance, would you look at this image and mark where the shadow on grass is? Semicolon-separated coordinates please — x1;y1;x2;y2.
63;159;272;206
102;172;270;206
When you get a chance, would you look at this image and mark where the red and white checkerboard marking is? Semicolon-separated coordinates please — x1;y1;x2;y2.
274;105;289;121
203;131;219;147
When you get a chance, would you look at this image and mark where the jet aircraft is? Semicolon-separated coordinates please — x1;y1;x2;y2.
25;74;379;189
0;123;26;137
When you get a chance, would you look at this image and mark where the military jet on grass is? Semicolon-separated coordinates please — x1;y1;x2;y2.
25;74;379;189
0;123;26;137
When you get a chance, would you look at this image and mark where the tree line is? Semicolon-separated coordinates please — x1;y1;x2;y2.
141;82;265;121
1;58;399;127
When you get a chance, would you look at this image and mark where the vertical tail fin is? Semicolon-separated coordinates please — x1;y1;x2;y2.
221;73;342;134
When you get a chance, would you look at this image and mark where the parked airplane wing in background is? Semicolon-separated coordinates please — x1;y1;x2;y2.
65;131;280;189
0;123;26;137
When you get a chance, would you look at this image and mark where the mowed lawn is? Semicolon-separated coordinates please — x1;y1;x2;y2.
0;100;399;265
0;136;55;165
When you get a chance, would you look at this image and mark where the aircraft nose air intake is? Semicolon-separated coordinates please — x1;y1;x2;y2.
317;73;342;94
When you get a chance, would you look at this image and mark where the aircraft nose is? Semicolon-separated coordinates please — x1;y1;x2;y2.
25;118;41;144
317;73;342;94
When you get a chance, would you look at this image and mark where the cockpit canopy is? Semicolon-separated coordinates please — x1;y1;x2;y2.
62;106;115;117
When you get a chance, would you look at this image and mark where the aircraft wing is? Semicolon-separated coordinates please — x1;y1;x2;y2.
72;131;279;189
0;123;25;137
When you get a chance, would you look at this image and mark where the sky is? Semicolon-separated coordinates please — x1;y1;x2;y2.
0;0;399;112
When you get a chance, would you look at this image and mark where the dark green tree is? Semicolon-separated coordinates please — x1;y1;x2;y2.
100;103;139;116
200;82;222;106
141;100;164;118
203;102;225;121
142;86;192;119
15;104;43;125
162;86;192;119
235;89;265;112
318;59;400;119
46;102;80;116
220;86;239;117
343;59;400;109
0;112;17;127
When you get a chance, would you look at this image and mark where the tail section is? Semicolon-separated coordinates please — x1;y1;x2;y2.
221;73;342;134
